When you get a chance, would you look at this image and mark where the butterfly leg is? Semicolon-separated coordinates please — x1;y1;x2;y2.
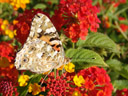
40;62;57;86
40;68;53;86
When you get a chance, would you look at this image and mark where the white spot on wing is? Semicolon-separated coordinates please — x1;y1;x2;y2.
36;53;43;59
52;51;58;57
45;27;56;33
45;18;50;23
37;28;42;33
47;46;52;52
50;40;61;45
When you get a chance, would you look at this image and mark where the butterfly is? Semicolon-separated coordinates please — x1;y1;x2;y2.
14;13;70;74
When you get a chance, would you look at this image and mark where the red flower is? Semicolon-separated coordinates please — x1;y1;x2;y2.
43;71;74;96
75;67;113;96
52;0;100;42
64;23;80;42
0;77;19;96
118;17;128;32
0;42;15;62
116;88;128;96
97;90;105;96
113;0;127;7
51;10;65;31
14;9;45;45
0;64;19;80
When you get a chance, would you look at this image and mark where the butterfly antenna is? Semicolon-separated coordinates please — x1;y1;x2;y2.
40;69;53;86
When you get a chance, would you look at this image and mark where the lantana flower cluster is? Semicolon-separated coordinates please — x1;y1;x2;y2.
0;77;19;96
0;41;19;96
0;19;16;38
118;17;128;32
52;0;101;42
0;42;15;62
116;88;128;96
73;67;113;96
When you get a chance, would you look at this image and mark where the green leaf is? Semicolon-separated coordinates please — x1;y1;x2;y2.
106;59;128;79
113;80;128;90
34;4;47;9
0;35;11;41
109;72;119;81
17;86;28;96
0;3;13;20
76;32;119;53
106;59;122;71
66;48;108;69
30;74;42;83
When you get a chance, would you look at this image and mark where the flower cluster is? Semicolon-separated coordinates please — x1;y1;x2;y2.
14;9;45;45
64;62;75;73
18;75;29;86
28;83;41;95
0;42;15;62
0;77;19;96
113;0;127;7
0;0;30;10
0;42;19;96
116;88;128;96
52;0;100;42
0;19;16;38
72;67;113;96
0;64;19;80
44;71;73;96
118;17;128;32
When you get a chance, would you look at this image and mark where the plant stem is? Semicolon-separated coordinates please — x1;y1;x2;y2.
72;43;75;48
115;21;128;41
54;69;56;80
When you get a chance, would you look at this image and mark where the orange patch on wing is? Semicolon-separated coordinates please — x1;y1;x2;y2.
40;35;50;44
40;35;60;51
52;44;60;52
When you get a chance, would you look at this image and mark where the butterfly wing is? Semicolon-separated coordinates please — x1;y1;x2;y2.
15;13;70;73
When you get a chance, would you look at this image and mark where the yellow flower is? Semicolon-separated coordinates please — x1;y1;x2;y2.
28;83;41;95
64;62;75;73
1;20;9;30
3;20;9;25
13;29;17;35
73;75;85;87
5;29;15;38
10;0;30;10
8;31;14;38
72;90;82;96
13;20;18;25
18;75;29;86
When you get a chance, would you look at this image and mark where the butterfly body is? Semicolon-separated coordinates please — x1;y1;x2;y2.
15;13;70;74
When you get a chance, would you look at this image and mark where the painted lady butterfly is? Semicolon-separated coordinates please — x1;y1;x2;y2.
14;13;70;74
